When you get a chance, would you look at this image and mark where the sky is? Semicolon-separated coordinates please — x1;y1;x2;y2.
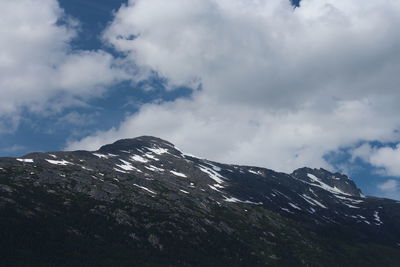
1;0;400;200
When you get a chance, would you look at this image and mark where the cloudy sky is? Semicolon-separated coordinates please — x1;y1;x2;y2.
1;0;400;199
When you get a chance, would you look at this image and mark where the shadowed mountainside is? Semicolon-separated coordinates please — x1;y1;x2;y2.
0;136;399;266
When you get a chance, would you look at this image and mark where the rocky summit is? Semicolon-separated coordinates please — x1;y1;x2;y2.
0;136;399;266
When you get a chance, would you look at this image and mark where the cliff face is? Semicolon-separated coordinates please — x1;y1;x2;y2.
0;136;399;266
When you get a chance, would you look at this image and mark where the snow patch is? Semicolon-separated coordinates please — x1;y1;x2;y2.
224;196;262;205
342;203;360;209
301;194;327;209
307;173;351;196
81;166;93;171
209;184;223;193
170;170;187;178
204;162;221;172
373;211;383;225
288;203;302;210
147;147;168;155
93;153;108;159
248;169;262;175
46;159;73;166
91;175;104;181
144;153;159;161
17;158;34;163
116;159;142;172
198;165;225;184
130;155;148;163
133;184;156;195
280;208;294;213
145;165;165;172
272;190;291;200
213;184;225;189
334;194;363;204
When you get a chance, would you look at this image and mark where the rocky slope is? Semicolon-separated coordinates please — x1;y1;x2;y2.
0;136;399;266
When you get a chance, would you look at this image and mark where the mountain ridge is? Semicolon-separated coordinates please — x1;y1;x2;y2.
1;136;399;266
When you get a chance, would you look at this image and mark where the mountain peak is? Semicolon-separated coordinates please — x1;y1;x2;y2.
291;167;362;197
98;136;177;153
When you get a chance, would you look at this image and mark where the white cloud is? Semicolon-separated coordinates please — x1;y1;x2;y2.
67;97;400;172
350;143;372;162
352;144;400;177
103;0;400;109
69;0;400;172
55;51;126;97
0;0;127;130
370;146;400;176
377;179;400;200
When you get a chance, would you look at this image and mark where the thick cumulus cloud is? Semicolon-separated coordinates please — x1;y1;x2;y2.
69;0;400;173
102;0;400;109
0;0;126;131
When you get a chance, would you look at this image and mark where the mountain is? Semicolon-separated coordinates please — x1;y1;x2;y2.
0;136;399;266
